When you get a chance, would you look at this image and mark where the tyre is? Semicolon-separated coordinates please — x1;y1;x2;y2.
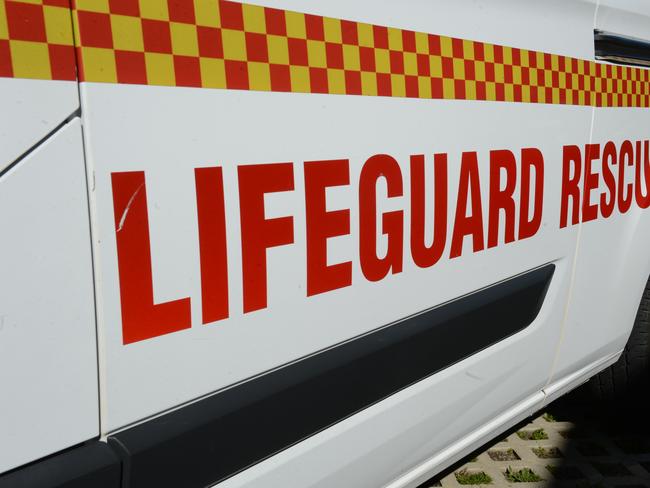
588;277;650;400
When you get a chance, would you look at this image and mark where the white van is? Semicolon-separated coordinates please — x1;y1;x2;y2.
1;1;649;486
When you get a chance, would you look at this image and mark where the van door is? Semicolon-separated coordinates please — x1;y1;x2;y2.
547;1;650;401
73;1;594;486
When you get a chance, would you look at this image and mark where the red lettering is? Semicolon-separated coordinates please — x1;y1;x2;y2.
238;163;295;313
560;145;582;228
618;140;634;213
636;140;650;209
519;148;544;240
410;154;448;268
487;149;516;248
601;141;617;218
195;167;229;325
111;171;191;344
450;151;484;258
304;159;352;296
359;154;404;282
582;144;600;223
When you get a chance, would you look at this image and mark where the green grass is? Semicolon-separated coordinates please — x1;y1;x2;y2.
504;467;543;483
532;446;562;459
517;428;548;440
542;412;556;422
455;469;492;485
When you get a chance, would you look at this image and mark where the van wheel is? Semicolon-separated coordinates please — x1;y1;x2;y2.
589;278;650;400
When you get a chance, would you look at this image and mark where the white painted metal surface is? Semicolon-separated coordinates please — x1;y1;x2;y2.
0;78;79;174
0;119;99;473
2;0;650;485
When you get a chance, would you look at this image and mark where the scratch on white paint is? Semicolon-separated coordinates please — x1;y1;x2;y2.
116;183;144;233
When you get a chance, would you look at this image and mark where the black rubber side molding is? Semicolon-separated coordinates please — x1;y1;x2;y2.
107;264;554;488
595;30;650;67
0;442;121;488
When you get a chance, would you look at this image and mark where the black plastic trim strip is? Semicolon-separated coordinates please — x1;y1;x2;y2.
0;442;121;488
109;264;554;488
595;29;650;67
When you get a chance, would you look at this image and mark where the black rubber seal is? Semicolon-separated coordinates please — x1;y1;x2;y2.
0;441;121;488
109;264;555;488
595;30;650;67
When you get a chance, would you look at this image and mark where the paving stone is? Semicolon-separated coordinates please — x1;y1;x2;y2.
419;406;650;488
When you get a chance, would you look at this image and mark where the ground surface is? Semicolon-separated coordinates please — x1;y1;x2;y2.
419;389;650;488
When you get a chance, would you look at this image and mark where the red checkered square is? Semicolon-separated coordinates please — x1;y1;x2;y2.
428;35;441;56
493;45;504;64
305;14;324;40
452;38;463;58
309;66;328;92
442;57;453;79
77;10;113;48
219;0;243;30
454;79;465;99
264;8;286;36
325;42;343;69
6;1;47;42
341;20;357;45
197;26;222;58
115;50;146;83
389;51;404;74
168;0;195;24
405;75;418;97
373;25;388;49
402;30;416;52
359;46;375;71
224;59;248;89
245;32;268;62
431;77;443;98
142;19;172;54
109;0;139;16
464;59;475;80
417;54;429;76
174;55;201;86
344;69;361;94
376;72;391;95
476;80;486;100
270;63;290;91
474;42;484;61
288;38;308;66
49;44;76;80
0;39;13;77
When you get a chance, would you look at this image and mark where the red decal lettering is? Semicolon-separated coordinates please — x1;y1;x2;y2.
238;163;295;313
410;153;448;268
487;149;516;248
111;171;191;345
560;145;582;228
304;159;352;296
582;144;600;223
636;140;650;209
195;167;229;325
519;148;544;240
618;140;634;213
450;151;484;257
601;141;617;218
359;154;404;282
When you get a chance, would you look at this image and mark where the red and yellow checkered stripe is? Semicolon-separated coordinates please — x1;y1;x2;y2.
0;0;76;80
1;0;650;108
